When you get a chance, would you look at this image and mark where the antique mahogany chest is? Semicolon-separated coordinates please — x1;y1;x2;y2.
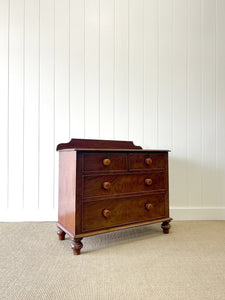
56;139;172;255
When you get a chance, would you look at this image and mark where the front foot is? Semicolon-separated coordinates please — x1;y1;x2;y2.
71;238;83;255
161;220;171;234
57;228;66;240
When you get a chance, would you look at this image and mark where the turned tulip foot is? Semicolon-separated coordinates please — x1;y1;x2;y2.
71;238;83;255
161;221;171;234
57;228;66;240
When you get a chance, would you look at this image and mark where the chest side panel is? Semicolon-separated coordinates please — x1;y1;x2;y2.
58;151;76;235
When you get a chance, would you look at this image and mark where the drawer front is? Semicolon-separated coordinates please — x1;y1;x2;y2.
82;194;165;232
83;172;165;198
129;153;165;170
83;153;127;172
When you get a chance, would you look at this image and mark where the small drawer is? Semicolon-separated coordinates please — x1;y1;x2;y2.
82;194;165;232
83;152;127;172
83;172;165;198
129;153;165;170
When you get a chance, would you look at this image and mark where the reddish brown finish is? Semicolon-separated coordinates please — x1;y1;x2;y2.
102;209;111;218
56;139;172;254
145;157;152;165
144;178;153;186
102;181;111;190
57;228;66;240
71;238;83;255
145;203;153;211
83;153;127;172
129;153;165;170
103;158;111;166
83;172;165;199
58;151;76;234
161;220;171;234
82;194;166;232
57;138;142;151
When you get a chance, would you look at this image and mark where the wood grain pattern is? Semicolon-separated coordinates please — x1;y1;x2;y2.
83;152;127;172
83;172;165;199
129;153;165;170
82;193;166;232
57;139;171;254
57;138;142;151
58;151;76;235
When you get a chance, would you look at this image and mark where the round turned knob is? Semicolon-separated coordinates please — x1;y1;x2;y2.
145;178;153;186
103;158;111;166
145;157;152;165
102;181;111;190
145;203;153;211
102;209;111;218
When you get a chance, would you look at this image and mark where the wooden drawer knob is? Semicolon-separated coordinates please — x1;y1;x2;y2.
145;203;153;211
145;158;152;165
103;158;111;166
102;181;111;190
145;178;152;186
102;209;111;218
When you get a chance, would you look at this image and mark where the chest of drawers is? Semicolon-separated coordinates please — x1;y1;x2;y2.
56;139;172;255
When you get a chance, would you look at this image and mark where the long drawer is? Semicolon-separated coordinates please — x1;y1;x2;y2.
83;172;165;199
82;193;166;232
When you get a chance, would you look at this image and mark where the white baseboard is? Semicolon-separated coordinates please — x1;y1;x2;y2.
0;209;57;222
0;207;225;222
170;207;225;220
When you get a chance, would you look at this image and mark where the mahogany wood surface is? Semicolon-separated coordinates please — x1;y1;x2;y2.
83;172;165;199
161;220;171;234
84;152;127;172
57;138;142;151
82;194;166;232
129;153;165;170
57;228;66;240
57;217;172;239
56;139;172;254
71;238;83;255
58;151;76;235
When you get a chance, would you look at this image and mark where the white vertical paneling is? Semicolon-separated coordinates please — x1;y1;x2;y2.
158;0;172;149
54;0;70;145
85;0;100;138
114;0;129;140
216;0;225;207
129;0;144;146
0;0;9;209
23;0;39;209
99;0;114;139
143;0;158;149
202;0;217;206
8;0;24;209
1;0;225;221
39;0;54;210
172;0;188;207
70;0;85;138
187;0;202;207
54;0;70;214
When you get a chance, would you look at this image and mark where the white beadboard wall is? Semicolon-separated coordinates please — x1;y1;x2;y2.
0;0;225;221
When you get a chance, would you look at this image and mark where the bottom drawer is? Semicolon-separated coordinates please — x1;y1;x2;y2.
82;194;166;232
